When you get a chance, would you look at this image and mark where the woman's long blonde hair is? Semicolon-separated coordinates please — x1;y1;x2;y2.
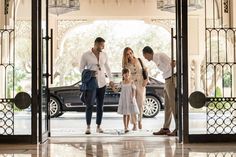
122;47;134;68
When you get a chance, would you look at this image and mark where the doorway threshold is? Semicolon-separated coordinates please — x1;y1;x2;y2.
51;129;157;137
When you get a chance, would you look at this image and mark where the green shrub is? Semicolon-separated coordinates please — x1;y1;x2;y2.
223;71;232;88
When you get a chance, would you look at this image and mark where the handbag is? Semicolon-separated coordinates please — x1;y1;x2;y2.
138;58;148;80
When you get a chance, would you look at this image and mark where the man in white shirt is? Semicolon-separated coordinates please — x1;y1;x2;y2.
80;37;114;134
142;46;177;136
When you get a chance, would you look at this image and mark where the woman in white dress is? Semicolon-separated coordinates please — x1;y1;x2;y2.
122;47;148;130
117;68;139;133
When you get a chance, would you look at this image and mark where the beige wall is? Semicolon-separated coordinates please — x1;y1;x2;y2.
17;0;204;20
49;0;175;20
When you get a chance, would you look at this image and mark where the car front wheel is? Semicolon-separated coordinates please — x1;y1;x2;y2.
143;95;160;118
49;97;61;118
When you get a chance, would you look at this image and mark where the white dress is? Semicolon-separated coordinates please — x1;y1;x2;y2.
117;82;140;115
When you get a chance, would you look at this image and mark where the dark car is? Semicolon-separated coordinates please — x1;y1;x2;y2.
49;73;164;118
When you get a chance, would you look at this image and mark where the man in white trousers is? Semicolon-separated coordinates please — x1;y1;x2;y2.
142;46;177;136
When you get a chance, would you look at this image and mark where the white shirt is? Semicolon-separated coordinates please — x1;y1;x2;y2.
80;50;112;88
153;53;172;79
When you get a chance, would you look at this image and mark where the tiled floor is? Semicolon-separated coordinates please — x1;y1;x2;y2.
0;136;236;157
50;112;206;136
2;112;236;156
14;111;208;135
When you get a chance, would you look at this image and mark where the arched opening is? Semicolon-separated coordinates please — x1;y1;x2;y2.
53;20;171;86
50;20;174;136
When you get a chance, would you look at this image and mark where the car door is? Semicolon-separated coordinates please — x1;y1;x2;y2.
104;73;121;105
104;84;120;105
57;84;82;108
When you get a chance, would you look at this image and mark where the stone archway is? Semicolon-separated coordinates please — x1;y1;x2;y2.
52;19;172;86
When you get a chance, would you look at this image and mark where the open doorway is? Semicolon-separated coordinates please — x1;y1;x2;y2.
49;20;175;136
6;0;208;142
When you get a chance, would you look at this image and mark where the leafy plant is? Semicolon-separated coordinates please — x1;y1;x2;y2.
215;86;222;97
223;71;232;88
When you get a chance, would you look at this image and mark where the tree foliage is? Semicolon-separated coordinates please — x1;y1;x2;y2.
54;20;171;86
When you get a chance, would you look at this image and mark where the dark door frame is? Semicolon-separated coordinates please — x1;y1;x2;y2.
175;0;188;143
0;0;38;144
38;0;51;143
181;0;189;144
31;0;39;144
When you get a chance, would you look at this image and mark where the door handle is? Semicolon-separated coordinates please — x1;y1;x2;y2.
171;27;176;77
42;29;53;84
49;28;53;84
